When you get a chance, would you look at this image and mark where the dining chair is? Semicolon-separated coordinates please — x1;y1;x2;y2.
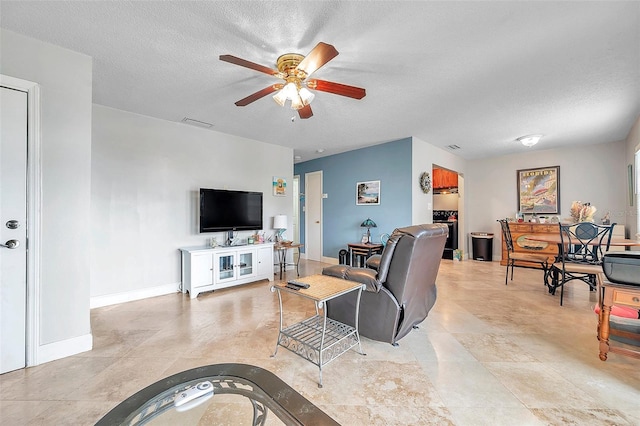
497;220;550;286
550;221;616;306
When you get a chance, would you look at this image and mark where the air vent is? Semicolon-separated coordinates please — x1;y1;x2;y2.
446;144;461;150
181;118;213;128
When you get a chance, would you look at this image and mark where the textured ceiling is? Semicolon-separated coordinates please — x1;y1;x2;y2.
2;1;639;162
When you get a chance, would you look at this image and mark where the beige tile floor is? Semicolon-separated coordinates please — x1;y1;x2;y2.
1;259;640;425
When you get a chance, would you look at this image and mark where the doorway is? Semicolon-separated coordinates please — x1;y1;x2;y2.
432;165;463;259
305;171;323;261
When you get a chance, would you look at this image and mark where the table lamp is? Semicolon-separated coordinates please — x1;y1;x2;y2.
273;215;288;242
360;218;377;243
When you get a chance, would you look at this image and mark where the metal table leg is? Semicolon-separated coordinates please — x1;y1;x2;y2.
270;286;283;357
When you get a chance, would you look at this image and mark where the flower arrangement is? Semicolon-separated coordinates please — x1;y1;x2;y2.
569;201;597;223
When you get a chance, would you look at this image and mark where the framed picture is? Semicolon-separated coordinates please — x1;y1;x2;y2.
517;166;560;214
356;180;380;205
273;176;286;197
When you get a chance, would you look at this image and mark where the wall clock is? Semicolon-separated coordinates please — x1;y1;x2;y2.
419;172;431;194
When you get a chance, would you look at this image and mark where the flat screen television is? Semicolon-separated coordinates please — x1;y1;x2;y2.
199;188;263;233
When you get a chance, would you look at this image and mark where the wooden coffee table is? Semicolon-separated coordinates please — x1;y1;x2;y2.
271;274;366;387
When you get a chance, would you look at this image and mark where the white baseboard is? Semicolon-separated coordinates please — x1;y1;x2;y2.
323;256;339;265
90;282;179;309
34;333;93;366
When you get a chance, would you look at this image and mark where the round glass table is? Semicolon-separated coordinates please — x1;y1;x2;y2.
96;363;339;425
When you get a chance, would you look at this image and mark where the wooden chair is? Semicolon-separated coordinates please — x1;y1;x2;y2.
497;220;550;286
550;222;615;306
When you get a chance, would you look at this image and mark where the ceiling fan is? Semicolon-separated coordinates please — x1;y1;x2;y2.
220;42;366;119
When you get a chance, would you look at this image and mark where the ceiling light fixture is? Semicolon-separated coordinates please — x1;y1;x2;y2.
271;53;315;111
517;134;543;147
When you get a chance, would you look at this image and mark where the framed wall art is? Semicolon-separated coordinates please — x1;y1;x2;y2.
356;180;380;205
517;166;560;214
273;176;286;197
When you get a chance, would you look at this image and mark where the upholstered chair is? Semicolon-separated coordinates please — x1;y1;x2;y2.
322;224;448;345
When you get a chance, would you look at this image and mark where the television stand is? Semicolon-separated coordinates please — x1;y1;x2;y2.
179;243;274;298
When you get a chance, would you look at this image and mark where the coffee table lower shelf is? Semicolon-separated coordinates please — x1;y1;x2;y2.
276;314;361;369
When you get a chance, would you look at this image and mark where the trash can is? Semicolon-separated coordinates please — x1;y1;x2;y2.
471;232;493;261
338;249;350;265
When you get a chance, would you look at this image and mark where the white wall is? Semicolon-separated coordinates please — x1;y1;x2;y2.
91;106;292;301
466;140;627;259
1;30;93;352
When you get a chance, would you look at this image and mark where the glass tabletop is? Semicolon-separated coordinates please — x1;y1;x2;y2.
96;363;339;426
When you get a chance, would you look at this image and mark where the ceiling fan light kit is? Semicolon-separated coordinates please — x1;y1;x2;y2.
220;42;366;119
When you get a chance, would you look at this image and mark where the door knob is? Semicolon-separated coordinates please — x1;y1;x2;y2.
1;239;19;249
315;221;320;224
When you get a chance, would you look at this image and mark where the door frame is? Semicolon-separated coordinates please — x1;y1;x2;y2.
1;74;42;367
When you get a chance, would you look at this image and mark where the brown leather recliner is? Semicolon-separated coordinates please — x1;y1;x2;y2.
322;224;448;345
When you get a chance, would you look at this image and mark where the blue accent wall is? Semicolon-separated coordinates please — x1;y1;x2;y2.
294;138;412;258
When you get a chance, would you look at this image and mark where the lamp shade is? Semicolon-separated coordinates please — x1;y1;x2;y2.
360;218;377;228
272;89;287;107
298;87;315;106
273;215;288;230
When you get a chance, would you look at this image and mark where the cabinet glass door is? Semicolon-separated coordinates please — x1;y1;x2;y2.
237;251;255;278
216;252;236;282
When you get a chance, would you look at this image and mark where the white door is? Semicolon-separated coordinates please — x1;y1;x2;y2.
0;86;28;374
292;175;300;244
305;171;323;261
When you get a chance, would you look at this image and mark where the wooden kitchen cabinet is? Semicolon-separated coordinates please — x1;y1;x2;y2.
432;168;458;189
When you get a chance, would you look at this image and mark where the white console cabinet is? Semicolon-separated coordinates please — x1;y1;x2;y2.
180;243;274;298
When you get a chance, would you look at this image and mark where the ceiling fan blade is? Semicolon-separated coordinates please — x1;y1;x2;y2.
308;79;366;99
298;104;313;119
297;42;339;76
220;55;280;77
235;85;281;106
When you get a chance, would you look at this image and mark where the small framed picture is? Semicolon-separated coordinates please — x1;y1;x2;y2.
273;176;286;197
361;234;369;243
356;180;380;205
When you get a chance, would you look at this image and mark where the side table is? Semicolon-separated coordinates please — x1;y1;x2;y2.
271;274;366;387
347;242;383;267
598;280;640;361
274;242;303;280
